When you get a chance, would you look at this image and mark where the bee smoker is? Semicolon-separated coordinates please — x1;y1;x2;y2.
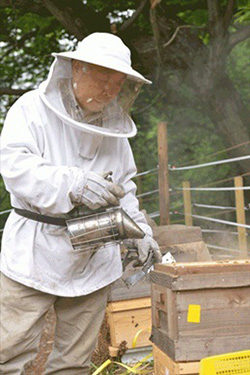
66;206;145;253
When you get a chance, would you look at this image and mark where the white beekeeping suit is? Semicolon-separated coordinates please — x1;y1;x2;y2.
0;33;158;297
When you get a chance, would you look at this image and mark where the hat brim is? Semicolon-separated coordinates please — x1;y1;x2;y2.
52;52;152;85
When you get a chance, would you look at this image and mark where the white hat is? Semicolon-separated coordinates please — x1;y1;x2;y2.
52;32;152;85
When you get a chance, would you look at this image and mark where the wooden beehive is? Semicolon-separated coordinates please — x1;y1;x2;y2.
106;224;212;355
106;297;152;349
150;260;250;362
107;225;211;304
153;344;199;375
152;225;212;262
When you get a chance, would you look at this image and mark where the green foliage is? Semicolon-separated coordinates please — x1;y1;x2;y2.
177;9;208;26
0;179;11;236
0;7;76;94
227;39;250;104
235;4;250;24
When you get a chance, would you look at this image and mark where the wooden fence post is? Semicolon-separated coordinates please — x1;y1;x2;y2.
234;176;248;258
183;180;193;226
157;122;170;225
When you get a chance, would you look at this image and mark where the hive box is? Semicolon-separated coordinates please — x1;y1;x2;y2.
150;260;250;362
153;344;199;375
106;297;151;349
107;261;152;355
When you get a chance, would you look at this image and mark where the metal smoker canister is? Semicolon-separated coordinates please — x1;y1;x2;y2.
66;207;145;253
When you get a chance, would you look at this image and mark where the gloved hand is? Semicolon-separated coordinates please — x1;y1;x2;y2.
81;171;125;210
124;235;162;265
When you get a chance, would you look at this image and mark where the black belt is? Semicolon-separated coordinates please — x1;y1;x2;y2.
14;208;67;226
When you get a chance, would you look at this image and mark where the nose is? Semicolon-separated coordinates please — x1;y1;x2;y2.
103;85;112;98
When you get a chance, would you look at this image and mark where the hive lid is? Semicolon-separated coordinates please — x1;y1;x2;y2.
154;259;250;276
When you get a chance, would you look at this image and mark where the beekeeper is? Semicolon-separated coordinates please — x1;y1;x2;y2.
0;32;162;374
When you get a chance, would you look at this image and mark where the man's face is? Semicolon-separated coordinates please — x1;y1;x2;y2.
72;60;126;112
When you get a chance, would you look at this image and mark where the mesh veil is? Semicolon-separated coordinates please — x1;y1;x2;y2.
39;57;143;138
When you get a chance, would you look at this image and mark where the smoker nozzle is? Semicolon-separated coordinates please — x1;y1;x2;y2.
66;207;145;253
117;209;145;239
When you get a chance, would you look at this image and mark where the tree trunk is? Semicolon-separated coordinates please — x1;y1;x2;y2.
190;36;250;189
201;72;250;201
203;74;250;169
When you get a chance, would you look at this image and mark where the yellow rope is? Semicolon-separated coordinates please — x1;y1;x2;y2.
131;328;151;348
91;328;153;375
91;359;112;375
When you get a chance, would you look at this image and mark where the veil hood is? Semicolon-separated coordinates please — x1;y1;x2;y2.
39;33;152;138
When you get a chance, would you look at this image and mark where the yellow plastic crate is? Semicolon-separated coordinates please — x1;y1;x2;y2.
199;350;250;375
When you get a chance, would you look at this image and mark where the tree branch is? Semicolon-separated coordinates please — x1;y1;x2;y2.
119;0;147;32
207;0;219;23
228;25;250;51
149;6;164;75
163;25;206;48
207;0;221;37
223;0;235;32
0;88;31;96
41;0;88;40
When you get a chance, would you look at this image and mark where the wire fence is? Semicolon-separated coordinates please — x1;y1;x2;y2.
133;144;250;258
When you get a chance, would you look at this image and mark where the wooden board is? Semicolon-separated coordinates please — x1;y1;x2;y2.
151;284;178;339
152;224;211;262
151;327;250;362
150;269;250;290
154;259;250;275
234;176;248;258
151;284;250;341
176;287;250;337
151;260;250;291
108;264;151;302
107;297;151;312
159;241;212;262
153;344;199;375
106;298;152;349
157;122;170;225
153;225;202;246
